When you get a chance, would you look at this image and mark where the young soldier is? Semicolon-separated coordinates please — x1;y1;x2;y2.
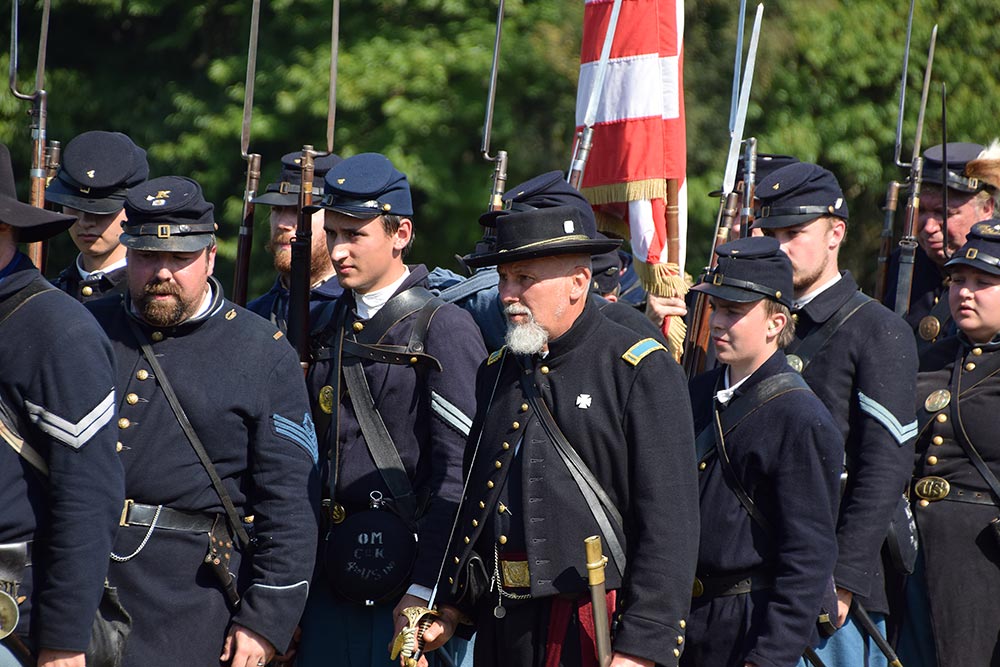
247;150;343;330
0;144;124;667
755;163;918;667
298;153;484;666
44;130;148;301
86;176;319;667
423;205;699;667
684;237;842;667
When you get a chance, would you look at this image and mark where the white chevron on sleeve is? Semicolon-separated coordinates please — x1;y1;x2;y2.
24;389;116;450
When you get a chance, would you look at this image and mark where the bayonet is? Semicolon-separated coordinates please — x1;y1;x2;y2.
728;0;747;136
893;0;917;168
232;0;262;306
327;0;340;154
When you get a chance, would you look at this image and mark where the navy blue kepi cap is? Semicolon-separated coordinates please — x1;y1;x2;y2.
945;219;1000;276
707;153;800;198
754;162;848;229
923;143;986;193
464;205;620;269
252;151;343;207
478;170;597;232
120;176;217;252
692;236;793;307
311;152;413;218
45;130;149;215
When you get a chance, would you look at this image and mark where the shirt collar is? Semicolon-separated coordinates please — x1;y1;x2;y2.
793;272;842;310
76;254;127;281
355;266;410;320
715;368;751;406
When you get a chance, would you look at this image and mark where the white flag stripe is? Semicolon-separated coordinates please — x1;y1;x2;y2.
628;199;656;262
576;55;681;126
25;390;116;450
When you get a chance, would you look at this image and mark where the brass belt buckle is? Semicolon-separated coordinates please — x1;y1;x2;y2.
119;498;135;527
914;476;951;501
501;560;530;588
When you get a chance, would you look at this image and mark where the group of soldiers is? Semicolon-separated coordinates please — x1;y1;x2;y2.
0;124;998;667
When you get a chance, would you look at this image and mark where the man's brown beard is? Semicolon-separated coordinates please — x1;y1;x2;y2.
268;234;332;279
136;282;192;327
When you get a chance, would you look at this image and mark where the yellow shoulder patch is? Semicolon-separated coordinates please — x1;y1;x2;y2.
622;338;666;366
487;346;506;365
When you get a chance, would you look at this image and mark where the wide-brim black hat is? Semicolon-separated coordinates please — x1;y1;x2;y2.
0;144;76;242
463;205;619;269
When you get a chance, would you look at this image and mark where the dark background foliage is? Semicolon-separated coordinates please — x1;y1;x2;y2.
3;0;997;296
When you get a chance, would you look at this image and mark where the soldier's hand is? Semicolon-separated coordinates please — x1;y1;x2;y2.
220;623;275;667
418;605;461;654
835;586;853;628
36;649;85;667
610;652;653;667
391;592;430;637
269;626;301;665
645;294;687;328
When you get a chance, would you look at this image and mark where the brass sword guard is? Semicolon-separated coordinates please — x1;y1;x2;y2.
390;605;439;666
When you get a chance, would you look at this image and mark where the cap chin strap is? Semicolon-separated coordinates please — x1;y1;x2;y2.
757;204;838;219
708;271;788;305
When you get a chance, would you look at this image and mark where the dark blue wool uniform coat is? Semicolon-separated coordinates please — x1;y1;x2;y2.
51;260;127;303
440;299;700;667
87;279;319;667
0;253;124;652
307;265;486;591
793;272;917;614
685;351;842;667
247;274;343;333
883;248;952;351
909;334;1000;665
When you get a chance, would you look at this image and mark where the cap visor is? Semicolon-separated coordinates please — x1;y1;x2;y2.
251;192;300;207
691;282;767;303
753;212;827;230
45;180;126;215
120;233;215;253
944;256;1000;276
464;238;621;269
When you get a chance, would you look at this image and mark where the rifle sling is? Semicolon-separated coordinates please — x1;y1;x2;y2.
517;359;627;575
786;291;873;372
125;317;253;551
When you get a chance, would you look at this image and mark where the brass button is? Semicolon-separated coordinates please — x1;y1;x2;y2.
136;369;149;380
81;286;94;297
936;413;948;423
511;421;520;430
932;436;944;445
919;499;930;508
680;620;686;629
520;403;529;412
677;636;684;645
791;313;799;323
926;455;939;466
353;321;364;332
698;462;707;471
965;362;977;372
409;356;418;365
117;418;130;429
454;556;460;564
125;393;139;405
479;501;486;509
495;460;502;469
463;536;470;544
150;331;164;342
487;481;494;489
498;503;507;515
472;519;479;527
498;535;508;545
973;347;983;356
502;441;510;450
116;441;123;453
673;649;680;658
449;577;454;585
540;366;550;375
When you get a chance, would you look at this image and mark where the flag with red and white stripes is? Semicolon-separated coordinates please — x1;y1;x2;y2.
575;0;687;310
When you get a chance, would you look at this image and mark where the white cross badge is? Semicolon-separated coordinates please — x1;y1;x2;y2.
575;394;592;409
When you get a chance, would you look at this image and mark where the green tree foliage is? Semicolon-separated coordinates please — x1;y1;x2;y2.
3;0;999;295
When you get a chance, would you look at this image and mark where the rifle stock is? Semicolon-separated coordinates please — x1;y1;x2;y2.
232;153;261;306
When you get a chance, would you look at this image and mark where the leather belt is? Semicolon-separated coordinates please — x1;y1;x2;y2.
692;570;774;599
120;500;217;533
0;542;32;584
913;477;997;506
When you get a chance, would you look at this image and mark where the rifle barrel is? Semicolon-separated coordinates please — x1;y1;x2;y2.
288;147;315;369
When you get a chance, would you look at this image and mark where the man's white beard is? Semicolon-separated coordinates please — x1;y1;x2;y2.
504;303;548;355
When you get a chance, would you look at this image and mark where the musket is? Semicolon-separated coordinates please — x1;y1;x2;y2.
475;0;508;256
739;137;758;238
9;0;53;270
287;145;315;370
231;0;262;306
567;0;625;190
585;536;613;667
44;139;60;183
682;3;763;378
892;24;937;317
874;180;902;302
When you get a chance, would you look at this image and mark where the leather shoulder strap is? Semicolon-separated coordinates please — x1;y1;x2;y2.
125;316;253;550
787;291;873;372
0;275;54;328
